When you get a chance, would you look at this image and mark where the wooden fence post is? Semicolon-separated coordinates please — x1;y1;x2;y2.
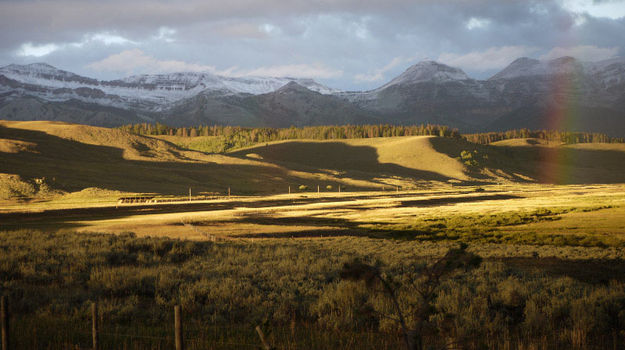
1;295;8;350
174;305;184;350
92;302;99;350
255;326;272;350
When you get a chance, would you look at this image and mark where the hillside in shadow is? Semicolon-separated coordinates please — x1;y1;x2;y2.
0;125;313;195
1;125;455;196
428;136;625;184
4;121;625;199
231;140;457;183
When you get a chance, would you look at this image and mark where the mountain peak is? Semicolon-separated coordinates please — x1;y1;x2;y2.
2;62;63;73
381;60;470;88
546;56;582;73
490;56;584;80
275;81;312;94
0;62;85;81
26;62;58;69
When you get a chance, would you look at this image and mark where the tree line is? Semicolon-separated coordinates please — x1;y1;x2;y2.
119;123;461;141
119;123;623;150
464;129;624;144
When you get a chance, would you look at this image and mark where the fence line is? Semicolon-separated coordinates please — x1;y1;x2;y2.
3;296;404;350
45;300;268;350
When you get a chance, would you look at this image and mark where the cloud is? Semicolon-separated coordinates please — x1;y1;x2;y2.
153;27;177;43
87;49;217;74
3;0;625;89
466;17;491;30
85;33;135;46
562;0;625;19
212;22;271;39
15;32;136;57
234;63;343;78
17;43;60;57
539;45;619;61
354;55;419;82
88;49;343;78
438;46;540;71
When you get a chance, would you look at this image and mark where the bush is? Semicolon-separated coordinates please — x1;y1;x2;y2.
298;185;309;191
312;281;378;331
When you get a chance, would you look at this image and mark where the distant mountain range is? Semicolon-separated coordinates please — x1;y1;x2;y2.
1;56;624;134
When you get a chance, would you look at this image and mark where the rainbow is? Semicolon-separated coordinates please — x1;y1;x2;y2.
538;64;582;184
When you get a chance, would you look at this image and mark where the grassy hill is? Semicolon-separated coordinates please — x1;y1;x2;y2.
3;120;625;203
1;121;458;201
0;121;301;199
232;136;468;182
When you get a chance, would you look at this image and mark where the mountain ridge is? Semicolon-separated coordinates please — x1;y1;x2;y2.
1;56;624;134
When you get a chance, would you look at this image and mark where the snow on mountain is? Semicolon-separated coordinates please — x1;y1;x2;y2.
220;76;340;95
584;57;625;87
2;57;624;132
0;63;339;112
489;57;545;80
489;56;625;81
380;61;471;89
337;60;473;104
0;63;99;87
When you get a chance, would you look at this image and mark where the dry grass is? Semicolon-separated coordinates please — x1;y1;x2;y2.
3;183;624;249
234;136;468;181
490;138;559;147
4;122;625;349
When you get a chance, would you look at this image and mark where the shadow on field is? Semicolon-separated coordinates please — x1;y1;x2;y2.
234;229;358;238
1;126;380;195
188;213;375;238
0;194;380;230
428;136;625;184
231;141;456;183
399;194;519;207
497;257;625;284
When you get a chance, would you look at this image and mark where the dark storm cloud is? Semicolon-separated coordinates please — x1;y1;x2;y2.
0;0;623;89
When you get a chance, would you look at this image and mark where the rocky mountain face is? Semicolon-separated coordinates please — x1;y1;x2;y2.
1;57;624;134
338;61;502;129
338;57;625;134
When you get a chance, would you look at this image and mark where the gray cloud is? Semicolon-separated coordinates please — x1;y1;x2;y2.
1;0;624;90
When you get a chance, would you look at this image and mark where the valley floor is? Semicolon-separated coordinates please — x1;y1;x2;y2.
2;184;625;249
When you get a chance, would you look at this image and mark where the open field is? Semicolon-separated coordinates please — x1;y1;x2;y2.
2;121;625;348
2;184;625;249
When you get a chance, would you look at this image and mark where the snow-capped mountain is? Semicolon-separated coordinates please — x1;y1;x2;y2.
381;61;471;88
1;57;624;134
336;56;625;133
489;57;583;80
0;63;339;113
490;56;625;85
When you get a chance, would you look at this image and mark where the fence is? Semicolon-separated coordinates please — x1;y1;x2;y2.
0;297;276;350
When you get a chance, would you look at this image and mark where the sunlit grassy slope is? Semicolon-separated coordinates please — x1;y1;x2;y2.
0;121;461;200
0;120;299;197
3;121;625;203
233;136;468;181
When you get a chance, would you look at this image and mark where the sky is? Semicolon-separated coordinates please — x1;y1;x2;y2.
1;0;624;90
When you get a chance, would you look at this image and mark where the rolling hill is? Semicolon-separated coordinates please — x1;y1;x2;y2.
3;121;625;202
